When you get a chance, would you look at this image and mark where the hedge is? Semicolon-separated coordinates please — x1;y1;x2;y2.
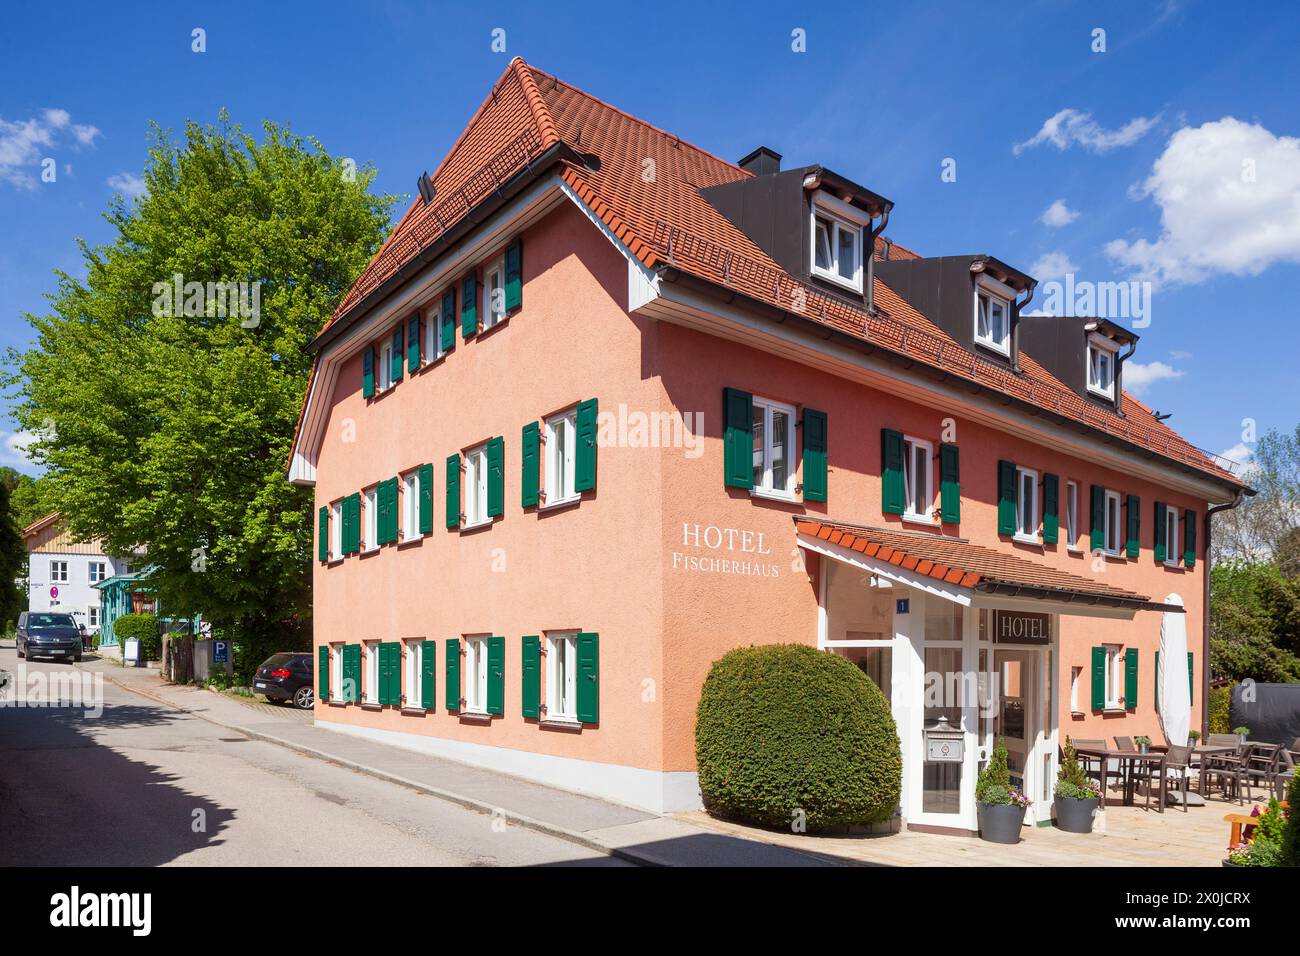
695;643;902;832
1208;682;1234;735
114;612;160;661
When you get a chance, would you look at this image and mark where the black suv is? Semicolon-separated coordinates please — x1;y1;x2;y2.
16;611;84;662
253;652;314;709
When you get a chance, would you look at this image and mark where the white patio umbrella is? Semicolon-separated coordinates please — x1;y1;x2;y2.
1158;593;1192;747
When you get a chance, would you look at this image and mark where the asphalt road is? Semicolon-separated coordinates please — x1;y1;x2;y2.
0;646;628;867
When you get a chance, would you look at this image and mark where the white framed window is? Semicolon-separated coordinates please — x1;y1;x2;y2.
331;643;344;702
330;500;343;560
363;485;379;551
1104;489;1122;556
811;196;864;292
88;606;100;628
1103;644;1124;709
402;471;420;541
463;636;489;713
1087;334;1119;400
543;408;578;508
902;436;934;523
545;632;579;721
404;639;423;709
974;277;1013;355
1065;480;1080;551
463;444;489;527
88;561;107;583
1015;466;1039;542
424;302;447;362
484;257;507;329
750;396;796;500
378;341;393;391
364;640;380;704
50;560;68;583
1164;505;1180;567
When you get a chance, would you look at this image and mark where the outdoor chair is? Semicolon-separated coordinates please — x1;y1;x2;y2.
1114;736;1151;798
1244;743;1285;800
1204;742;1254;805
1162;744;1193;812
1074;739;1108;792
1277;744;1297;801
1207;732;1244;753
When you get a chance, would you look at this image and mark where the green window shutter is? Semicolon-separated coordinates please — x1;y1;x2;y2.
362;346;375;398
341;497;352;554
1042;473;1059;544
440;289;456;353
375;482;389;545
1187;652;1194;703
939;442;960;523
1154;501;1167;563
345;493;361;553
576;633;599;724
445;639;460;710
486;436;505;517
521;635;540;719
391;326;404;383
318;645;329;702
723;388;754;489
1090;646;1106;711
803;408;828;503
421;640;437;711
1089;485;1105;552
407;314;421;372
318;506;329;562
521;421;540;507
381;642;400;706
487;636;505;715
1184;510;1197;568
461;272;478;337
575;398;598;493
445;454;461;529
344;644;361;703
881;429;906;515
388;477;401;542
1125;494;1141;558
418;463;433;534
1125;647;1139;710
997;460;1017;535
504;239;522;312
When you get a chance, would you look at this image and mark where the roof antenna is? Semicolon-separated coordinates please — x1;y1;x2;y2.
417;172;436;206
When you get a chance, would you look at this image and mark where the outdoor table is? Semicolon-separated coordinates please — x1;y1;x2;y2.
1075;746;1167;813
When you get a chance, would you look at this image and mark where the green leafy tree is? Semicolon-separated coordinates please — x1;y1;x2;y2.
0;480;26;627
0;468;57;529
5;114;396;674
1210;560;1300;682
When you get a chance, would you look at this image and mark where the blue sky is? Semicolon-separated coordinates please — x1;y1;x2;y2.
3;0;1298;475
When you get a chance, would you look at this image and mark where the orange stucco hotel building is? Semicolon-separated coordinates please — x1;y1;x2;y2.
288;60;1247;831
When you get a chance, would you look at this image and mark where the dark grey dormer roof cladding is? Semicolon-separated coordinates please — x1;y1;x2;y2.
1019;314;1135;411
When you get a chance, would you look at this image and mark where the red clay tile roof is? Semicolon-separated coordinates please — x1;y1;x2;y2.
796;518;1180;612
305;57;1244;491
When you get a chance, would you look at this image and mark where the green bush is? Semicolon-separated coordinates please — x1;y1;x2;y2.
694;644;901;832
1281;773;1300;867
1208;683;1234;734
114;613;160;661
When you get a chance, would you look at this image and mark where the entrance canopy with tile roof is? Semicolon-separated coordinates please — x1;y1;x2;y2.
795;518;1181;615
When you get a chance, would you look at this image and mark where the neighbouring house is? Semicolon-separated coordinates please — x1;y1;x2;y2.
286;59;1250;827
21;512;142;640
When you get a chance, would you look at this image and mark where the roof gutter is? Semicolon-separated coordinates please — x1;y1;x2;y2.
973;581;1182;614
652;266;1247;498
308;140;579;355
1202;488;1247;736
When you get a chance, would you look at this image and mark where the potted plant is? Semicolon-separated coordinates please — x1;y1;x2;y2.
1223;799;1286;867
1188;729;1200;745
1054;736;1101;833
976;737;1031;844
1135;735;1151;755
1233;726;1250;746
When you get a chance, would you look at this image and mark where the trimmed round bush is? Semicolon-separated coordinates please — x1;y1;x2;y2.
114;612;160;661
695;643;902;832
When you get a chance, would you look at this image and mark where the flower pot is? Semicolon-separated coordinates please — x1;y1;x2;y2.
1054;795;1099;833
977;802;1026;844
1138;743;1149;755
1222;858;1241;867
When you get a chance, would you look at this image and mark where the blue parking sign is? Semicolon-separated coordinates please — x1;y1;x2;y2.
213;640;229;664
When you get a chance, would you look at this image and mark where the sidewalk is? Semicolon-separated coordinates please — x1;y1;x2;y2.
78;656;844;867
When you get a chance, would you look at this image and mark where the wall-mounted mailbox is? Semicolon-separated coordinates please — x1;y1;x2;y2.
924;716;964;763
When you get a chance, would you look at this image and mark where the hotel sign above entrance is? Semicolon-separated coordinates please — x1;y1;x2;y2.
993;610;1051;645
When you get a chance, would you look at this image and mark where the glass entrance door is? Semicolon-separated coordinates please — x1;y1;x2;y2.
995;648;1035;795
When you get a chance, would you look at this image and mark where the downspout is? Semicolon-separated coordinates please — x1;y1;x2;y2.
865;203;892;316
1202;489;1247;737
1012;280;1035;373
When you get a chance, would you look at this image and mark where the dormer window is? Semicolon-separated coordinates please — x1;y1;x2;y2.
974;275;1014;356
1087;333;1119;400
810;193;866;292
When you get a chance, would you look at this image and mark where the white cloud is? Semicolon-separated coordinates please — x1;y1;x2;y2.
0;430;39;469
107;171;147;199
0;108;101;190
1014;108;1160;156
1168;349;1192;361
1219;442;1253;466
1123;359;1184;394
1105;117;1300;286
1039;199;1080;227
1029;250;1079;279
